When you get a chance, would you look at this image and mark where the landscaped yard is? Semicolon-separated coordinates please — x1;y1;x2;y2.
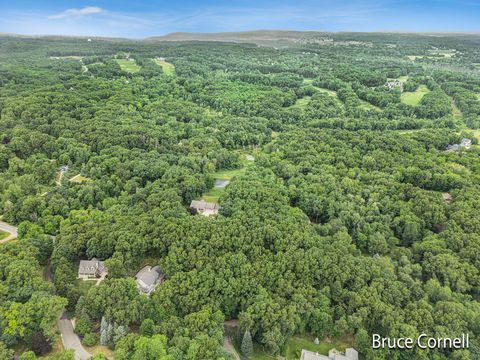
401;84;430;106
201;167;247;203
154;58;175;75
285;334;351;359
116;59;141;73
76;279;96;296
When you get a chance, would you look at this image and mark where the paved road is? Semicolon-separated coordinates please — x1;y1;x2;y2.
0;221;17;243
57;314;92;360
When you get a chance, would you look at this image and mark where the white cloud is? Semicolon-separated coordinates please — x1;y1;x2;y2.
48;6;104;20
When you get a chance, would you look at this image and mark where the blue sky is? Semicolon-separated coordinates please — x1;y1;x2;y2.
1;1;479;38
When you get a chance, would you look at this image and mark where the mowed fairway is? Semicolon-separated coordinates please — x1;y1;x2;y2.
116;59;141;73
154;58;175;75
401;84;430;106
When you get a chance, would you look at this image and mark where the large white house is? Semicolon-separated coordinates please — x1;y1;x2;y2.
300;348;358;360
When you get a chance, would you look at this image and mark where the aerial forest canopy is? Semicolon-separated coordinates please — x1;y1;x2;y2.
0;32;480;359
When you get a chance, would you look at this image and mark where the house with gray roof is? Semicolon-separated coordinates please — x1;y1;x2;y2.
135;265;165;295
189;200;221;216
78;258;107;279
385;80;403;92
446;138;472;152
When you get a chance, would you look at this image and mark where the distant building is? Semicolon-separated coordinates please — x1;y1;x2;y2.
135;265;165;295
60;165;69;172
300;348;358;360
446;138;472;152
189;200;221;216
385;80;403;92
460;138;472;148
87;38;92;42
78;258;107;279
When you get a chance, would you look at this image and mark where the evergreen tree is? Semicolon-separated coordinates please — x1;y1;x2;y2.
241;329;253;356
100;317;109;346
113;325;128;345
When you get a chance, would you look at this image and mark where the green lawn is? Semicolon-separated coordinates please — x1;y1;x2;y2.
116;59;141;73
0;230;8;241
398;75;409;83
285;335;352;360
201;167;247;202
154;58;175;75
76;279;96;296
69;174;89;184
401;85;430;106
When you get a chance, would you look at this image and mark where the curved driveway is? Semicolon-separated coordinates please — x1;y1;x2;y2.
0;221;17;243
57;315;92;360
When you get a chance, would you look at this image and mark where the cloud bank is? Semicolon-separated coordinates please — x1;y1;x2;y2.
48;6;104;20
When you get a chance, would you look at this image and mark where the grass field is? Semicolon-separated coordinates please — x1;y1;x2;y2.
154;58;175;75
0;230;8;241
401;84;430;106
116;59;141;73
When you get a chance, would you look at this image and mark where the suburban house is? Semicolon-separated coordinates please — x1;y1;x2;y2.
384;80;403;92
78;258;107;279
446;138;472;152
135;265;165;295
189;200;221;216
300;348;358;360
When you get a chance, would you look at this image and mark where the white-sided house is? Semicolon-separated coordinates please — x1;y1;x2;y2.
135;265;165;295
300;348;358;360
78;258;107;279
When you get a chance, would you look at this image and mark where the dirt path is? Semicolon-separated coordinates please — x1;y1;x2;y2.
224;320;241;360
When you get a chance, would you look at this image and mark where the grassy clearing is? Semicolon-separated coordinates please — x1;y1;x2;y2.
285;334;352;360
451;98;463;119
317;88;338;98
116;59;141;73
302;79;338;98
50;56;83;60
360;99;381;111
398;75;409;83
154;58;175;75
69;174;89;184
401;85;430;106
0;230;8;241
201;167;248;203
291;96;311;109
